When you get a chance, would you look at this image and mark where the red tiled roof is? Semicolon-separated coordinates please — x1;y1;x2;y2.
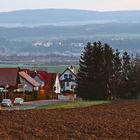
0;68;19;87
19;71;40;87
22;69;57;88
23;69;37;78
36;71;53;87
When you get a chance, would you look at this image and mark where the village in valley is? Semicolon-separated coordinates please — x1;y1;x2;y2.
0;0;140;140
0;65;78;104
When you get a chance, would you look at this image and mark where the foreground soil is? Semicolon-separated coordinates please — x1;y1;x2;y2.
0;100;140;140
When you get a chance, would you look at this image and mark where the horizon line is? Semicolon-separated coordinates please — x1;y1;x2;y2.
0;8;140;13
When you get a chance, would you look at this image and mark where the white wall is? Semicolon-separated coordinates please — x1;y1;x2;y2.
60;69;77;92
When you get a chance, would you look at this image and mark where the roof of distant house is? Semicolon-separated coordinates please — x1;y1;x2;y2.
60;65;78;78
22;69;57;87
36;71;57;87
68;65;78;75
19;71;40;87
0;68;19;87
23;69;37;78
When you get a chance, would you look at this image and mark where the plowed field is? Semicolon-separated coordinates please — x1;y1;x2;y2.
0;100;140;140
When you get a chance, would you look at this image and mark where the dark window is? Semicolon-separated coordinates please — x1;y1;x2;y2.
67;82;69;87
69;74;72;79
64;74;67;79
71;85;73;89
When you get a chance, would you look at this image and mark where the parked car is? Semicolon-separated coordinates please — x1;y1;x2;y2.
14;98;24;105
1;99;13;107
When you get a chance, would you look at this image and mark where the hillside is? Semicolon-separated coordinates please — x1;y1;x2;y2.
0;9;140;26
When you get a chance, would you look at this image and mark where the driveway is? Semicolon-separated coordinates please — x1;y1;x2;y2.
1;100;66;110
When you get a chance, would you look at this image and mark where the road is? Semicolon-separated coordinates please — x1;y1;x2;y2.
1;100;65;110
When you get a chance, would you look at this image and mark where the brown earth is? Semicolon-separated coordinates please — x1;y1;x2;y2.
0;100;140;140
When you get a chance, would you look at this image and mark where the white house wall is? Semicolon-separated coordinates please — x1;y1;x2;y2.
63;81;77;91
60;69;77;92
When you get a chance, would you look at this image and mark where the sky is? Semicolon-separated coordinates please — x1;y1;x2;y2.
0;0;140;12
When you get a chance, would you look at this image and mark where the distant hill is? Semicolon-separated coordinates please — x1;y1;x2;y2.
0;9;140;26
0;9;140;64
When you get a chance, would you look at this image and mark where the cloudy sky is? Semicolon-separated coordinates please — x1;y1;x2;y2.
0;0;140;12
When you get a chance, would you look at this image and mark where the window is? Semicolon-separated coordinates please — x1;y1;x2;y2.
71;85;73;89
67;82;69;87
64;74;67;79
69;74;72;79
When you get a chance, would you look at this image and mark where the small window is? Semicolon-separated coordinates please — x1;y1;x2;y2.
67;82;69;87
71;85;73;89
64;74;67;79
69;74;72;79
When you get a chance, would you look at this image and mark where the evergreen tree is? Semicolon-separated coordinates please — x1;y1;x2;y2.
120;51;132;98
103;43;114;98
127;55;140;99
77;42;94;99
122;52;131;80
135;57;140;99
78;42;140;100
110;49;122;99
77;41;114;100
90;41;105;99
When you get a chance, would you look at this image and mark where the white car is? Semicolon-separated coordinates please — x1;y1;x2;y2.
14;98;24;105
1;99;13;107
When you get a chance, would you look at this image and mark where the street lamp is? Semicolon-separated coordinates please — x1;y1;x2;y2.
41;82;44;89
0;87;4;99
5;85;9;99
23;85;27;100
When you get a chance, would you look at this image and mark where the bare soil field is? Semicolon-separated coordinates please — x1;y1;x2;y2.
0;100;140;140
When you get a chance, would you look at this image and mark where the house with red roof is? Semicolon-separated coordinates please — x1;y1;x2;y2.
0;67;78;100
34;71;52;88
0;68;20;89
0;68;42;101
19;71;40;92
23;69;57;98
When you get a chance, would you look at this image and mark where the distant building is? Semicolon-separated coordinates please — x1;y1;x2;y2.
0;67;78;101
19;71;40;92
59;66;77;93
0;68;41;101
23;69;57;94
0;68;20;89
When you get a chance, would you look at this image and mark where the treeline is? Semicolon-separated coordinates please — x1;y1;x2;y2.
77;41;140;100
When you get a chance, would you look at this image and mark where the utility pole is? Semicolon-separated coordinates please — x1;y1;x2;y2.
5;85;9;99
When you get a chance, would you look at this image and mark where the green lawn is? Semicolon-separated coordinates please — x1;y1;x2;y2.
36;100;111;109
0;64;78;73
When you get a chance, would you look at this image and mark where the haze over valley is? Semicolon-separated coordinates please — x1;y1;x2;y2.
0;9;140;64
